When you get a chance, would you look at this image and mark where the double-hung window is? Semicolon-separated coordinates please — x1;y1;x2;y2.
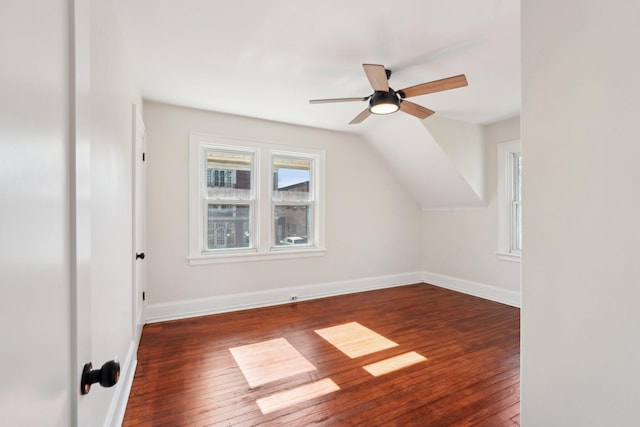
497;140;522;262
188;133;325;264
510;152;522;253
204;149;254;251
272;155;314;247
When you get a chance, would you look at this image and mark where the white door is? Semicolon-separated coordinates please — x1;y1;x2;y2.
133;105;147;326
0;0;92;425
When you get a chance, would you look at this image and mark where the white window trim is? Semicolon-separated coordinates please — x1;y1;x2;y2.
270;150;318;250
496;140;521;263
201;145;257;253
187;133;326;265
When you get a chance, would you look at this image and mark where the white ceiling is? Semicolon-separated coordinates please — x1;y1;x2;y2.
114;0;520;132
114;0;520;208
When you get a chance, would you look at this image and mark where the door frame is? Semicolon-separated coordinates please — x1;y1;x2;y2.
132;103;146;334
71;0;93;425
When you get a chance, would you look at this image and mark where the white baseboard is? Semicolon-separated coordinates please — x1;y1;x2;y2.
106;338;139;427
144;270;519;324
144;271;423;323
422;271;521;308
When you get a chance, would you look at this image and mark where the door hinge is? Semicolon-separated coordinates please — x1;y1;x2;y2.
142;291;146;301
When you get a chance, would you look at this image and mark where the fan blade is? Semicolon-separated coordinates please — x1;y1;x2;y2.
363;64;389;92
400;100;435;119
399;74;468;98
309;96;369;104
349;108;372;125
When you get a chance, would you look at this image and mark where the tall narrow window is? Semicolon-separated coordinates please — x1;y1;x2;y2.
511;153;522;253
272;155;314;247
497;140;522;262
204;149;254;251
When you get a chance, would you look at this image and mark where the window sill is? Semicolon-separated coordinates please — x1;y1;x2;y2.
187;247;328;265
496;252;521;263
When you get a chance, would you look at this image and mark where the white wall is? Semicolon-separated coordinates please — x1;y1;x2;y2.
421;116;520;305
0;1;72;425
521;1;640;425
143;101;422;317
89;0;142;424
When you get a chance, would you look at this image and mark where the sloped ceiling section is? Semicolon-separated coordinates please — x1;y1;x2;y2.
423;116;485;202
113;0;520;209
362;116;484;209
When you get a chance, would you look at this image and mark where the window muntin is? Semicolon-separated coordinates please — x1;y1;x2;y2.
272;156;314;247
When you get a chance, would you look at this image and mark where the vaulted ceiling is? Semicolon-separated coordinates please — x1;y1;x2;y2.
114;0;520;208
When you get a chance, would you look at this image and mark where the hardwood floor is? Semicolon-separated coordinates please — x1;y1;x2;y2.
123;283;520;426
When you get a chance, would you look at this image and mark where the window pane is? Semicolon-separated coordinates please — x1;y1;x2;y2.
206;150;252;200
513;153;522;201
511;152;522;253
513;202;522;251
273;157;311;201
274;205;311;246
207;204;250;249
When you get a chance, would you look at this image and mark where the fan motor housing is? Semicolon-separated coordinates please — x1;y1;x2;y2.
369;89;400;114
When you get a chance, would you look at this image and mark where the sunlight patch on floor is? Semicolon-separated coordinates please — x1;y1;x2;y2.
363;351;427;377
231;323;428;415
314;321;398;358
256;378;340;415
229;337;316;388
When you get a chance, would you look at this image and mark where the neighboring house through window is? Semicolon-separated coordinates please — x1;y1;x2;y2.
272;155;314;247
204;150;253;250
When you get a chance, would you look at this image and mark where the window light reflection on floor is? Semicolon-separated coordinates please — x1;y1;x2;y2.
229;324;428;416
363;351;427;377
229;337;316;388
256;378;340;415
314;321;398;358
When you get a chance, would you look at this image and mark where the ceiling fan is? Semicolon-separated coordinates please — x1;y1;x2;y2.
309;64;468;124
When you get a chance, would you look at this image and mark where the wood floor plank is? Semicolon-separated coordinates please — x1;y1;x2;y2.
123;283;520;426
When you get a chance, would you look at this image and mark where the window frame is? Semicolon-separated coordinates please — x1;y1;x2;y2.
496;140;522;262
510;152;522;253
188;133;326;265
202;147;256;253
270;152;317;250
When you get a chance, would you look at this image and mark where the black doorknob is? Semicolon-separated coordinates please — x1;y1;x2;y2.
81;359;120;395
136;252;145;260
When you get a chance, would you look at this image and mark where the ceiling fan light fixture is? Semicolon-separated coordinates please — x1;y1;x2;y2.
369;90;400;115
309;64;468;124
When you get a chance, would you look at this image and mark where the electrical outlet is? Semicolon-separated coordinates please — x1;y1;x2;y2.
290;295;298;302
